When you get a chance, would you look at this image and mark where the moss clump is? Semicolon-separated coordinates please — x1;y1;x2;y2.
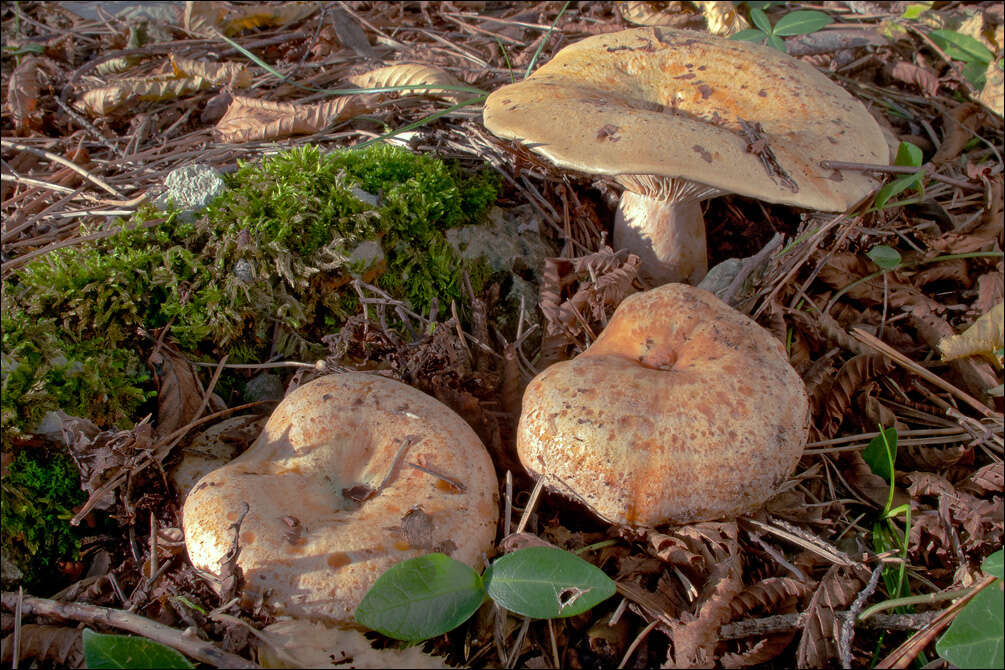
4;144;498;434
1;446;86;591
1;307;152;441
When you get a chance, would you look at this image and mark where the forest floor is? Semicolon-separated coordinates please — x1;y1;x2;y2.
1;2;1003;668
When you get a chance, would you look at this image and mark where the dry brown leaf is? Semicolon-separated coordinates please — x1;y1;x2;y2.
966;462;1005;494
619;1;690;26
911;258;972;289
169;55;253;88
701;1;749;37
816;252;941;312
0;625;83;668
932;103;987;165
8;55;41;132
720;634;796;669
890;61;941;98
937;303;1004;367
796;563;871;668
910;303;1001;404
76;76;212;116
978;58;1004;117
841;450;911;509
976;268;1005;315
666;551;744;669
906;471;957;498
899;444;972;470
148;345;204;440
815;354;895;439
184;1;317;37
349;63;468;102
727;577;812;620
215;94;374;143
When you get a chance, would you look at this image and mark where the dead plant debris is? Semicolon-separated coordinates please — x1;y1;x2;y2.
1;1;1002;669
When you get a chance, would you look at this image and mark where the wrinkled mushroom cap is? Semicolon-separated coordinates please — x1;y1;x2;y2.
484;27;885;210
183;373;499;624
517;284;810;527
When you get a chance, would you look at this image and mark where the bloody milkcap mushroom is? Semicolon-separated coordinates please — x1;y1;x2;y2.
483;27;887;284
517;283;810;527
183;373;499;623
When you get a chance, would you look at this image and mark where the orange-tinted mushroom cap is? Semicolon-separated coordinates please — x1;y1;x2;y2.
183;373;499;624
483;27;886;284
516;283;810;527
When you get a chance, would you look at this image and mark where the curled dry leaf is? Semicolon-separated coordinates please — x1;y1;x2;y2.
169;56;253;88
184;1;317;37
8;55;41;132
720;634;797;669
0;624;83;668
937;302;1004;366
666;551;744;669
701;1;750;37
890;61;941;98
796;563;871;668
148;345;204;441
966;461;1004;495
727;577;812;620
815;353;895;440
931;103;988;165
215;95;375;143
815;252;941;312
76;76;211;116
349;63;468;102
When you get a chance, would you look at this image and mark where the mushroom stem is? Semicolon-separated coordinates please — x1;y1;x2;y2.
613;192;707;285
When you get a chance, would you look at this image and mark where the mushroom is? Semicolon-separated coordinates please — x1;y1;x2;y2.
516;283;809;527
182;373;499;623
483;27;887;284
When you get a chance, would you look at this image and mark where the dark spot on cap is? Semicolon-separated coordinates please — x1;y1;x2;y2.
758;89;768;97
697;84;713;99
693;145;714;163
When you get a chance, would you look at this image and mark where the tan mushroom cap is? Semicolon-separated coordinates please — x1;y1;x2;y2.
183;373;499;624
517;284;810;527
483;27;885;210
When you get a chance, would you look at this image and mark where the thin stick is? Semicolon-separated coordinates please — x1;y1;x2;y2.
0;592;259;668
619;619;659;669
851;328;998;418
819;160;981;190
515;477;546;534
1;139;124;197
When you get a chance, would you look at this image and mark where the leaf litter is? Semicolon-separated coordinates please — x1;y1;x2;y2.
1;1;1003;668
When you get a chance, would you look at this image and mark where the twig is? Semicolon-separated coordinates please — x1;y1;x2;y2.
1;139;124;197
0;592;260;668
840;563;885;669
819;160;982;191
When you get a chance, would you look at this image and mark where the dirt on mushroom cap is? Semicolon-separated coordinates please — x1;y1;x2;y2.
182;373;499;624
516;283;811;527
483;27;886;211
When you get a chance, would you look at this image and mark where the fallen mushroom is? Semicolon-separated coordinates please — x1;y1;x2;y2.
483;27;887;284
517;283;810;527
182;373;499;623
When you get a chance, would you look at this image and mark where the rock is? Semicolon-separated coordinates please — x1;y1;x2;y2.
153;164;227;222
244;373;285;403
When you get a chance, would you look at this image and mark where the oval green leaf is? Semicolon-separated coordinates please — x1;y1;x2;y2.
866;246;902;271
773;10;833;36
935;580;1004;670
929;30;994;64
874;171;924;209
983;549;1004;580
354;553;485;642
82;629;194;670
484;546;616;619
767;33;787;53
729;28;770;43
862;425;898;482
749;8;772;34
894;141;923;168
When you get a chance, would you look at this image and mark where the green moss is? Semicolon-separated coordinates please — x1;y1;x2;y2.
1;446;86;590
1;307;153;439
6;144;499;431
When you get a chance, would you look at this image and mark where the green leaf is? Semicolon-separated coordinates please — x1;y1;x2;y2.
874;171;924;209
901;3;933;20
984;549;1004;580
936;580;1005;670
749;7;772;34
962;60;988;88
354;553;485;642
867;245;903;270
773;10;832;36
894;141;923;167
930;30;994;64
862;426;898;482
767;33;787;52
484;546;616;619
729;28;769;43
82;630;194;669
